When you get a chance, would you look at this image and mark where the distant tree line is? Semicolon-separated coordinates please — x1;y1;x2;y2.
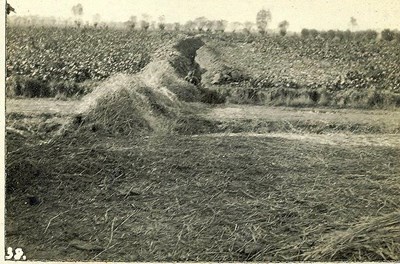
6;3;400;42
300;28;399;42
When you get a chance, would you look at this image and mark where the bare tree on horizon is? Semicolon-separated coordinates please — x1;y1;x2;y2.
350;16;358;31
6;2;15;15
256;8;272;34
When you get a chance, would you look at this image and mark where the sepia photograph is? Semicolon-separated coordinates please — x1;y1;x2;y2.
2;0;400;262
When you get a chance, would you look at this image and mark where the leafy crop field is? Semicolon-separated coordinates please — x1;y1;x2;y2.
6;26;180;81
197;34;400;107
6;26;400;107
218;35;400;91
6;26;180;97
5;26;400;262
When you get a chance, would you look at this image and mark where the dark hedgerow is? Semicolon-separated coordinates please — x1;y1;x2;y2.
6;76;91;98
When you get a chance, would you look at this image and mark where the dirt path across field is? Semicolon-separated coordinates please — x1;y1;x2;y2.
6;98;400;137
198;132;400;148
7;99;400;126
6;98;80;115
205;104;400;128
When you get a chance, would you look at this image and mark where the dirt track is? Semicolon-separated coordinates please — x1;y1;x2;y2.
6;98;80;115
7;98;400;128
207;105;400;125
6;98;400;145
201;132;400;147
202;104;400;147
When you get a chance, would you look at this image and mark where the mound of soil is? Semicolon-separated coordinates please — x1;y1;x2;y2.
196;45;249;87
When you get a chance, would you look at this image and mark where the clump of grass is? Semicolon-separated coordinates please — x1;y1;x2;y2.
49;80;87;99
318;89;332;106
198;87;226;104
363;89;400;108
226;87;264;104
304;211;400;261
5;157;42;194
220;86;400;109
286;94;315;107
333;88;400;109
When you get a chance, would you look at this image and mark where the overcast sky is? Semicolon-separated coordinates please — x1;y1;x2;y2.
7;0;400;31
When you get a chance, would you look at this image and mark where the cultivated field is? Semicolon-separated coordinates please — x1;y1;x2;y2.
5;25;400;261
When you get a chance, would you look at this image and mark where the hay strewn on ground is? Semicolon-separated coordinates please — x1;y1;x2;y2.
5;133;400;261
304;211;400;261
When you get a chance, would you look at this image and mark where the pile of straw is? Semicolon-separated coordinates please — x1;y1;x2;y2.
66;36;207;136
304;211;400;261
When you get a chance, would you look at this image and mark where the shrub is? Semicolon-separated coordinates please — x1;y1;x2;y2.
301;28;310;38
6;76;50;98
288;94;315;107
24;78;50;97
308;90;320;102
227;87;265;104
318;89;332;106
6;75;92;99
365;89;384;107
363;30;378;42
199;87;226;104
5;76;22;97
309;29;319;38
381;29;394;41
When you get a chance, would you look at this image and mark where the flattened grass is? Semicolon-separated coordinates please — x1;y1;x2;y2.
5;132;400;261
